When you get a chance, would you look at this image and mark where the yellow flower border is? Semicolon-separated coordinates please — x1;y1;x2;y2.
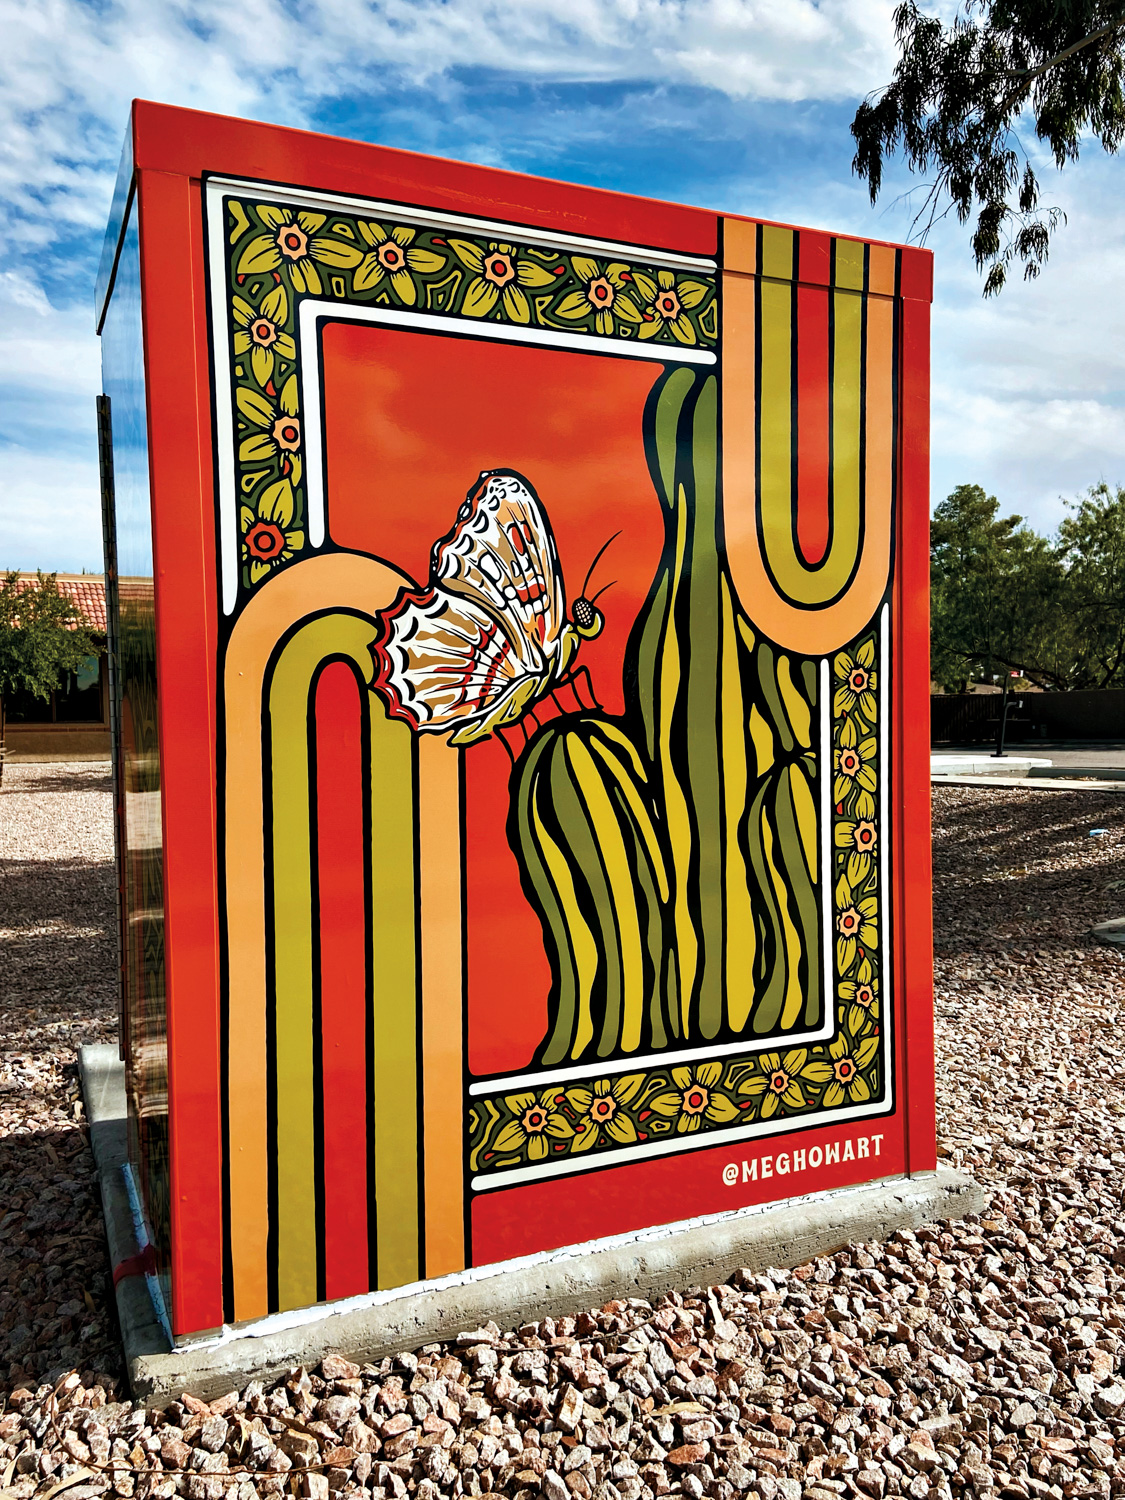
221;198;718;596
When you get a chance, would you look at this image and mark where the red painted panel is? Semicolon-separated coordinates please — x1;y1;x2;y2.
898;295;936;1173
131;101;718;259
797;229;831;288
315;661;371;1300
899;247;934;303
472;1116;906;1265
137;166;224;1334
795;284;830;566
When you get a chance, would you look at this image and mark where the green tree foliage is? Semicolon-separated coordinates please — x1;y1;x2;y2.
931;481;1125;689
0;570;97;780
1055;481;1125;684
853;2;1125;293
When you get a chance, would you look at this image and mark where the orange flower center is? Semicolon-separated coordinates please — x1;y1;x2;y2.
246;521;285;561
277;226;309;260
272;416;301;452
681;1086;710;1116
839;750;860;774
855;986;874;1007
590;1096;617;1122
377;242;404;270
484;253;516;287
769;1070;789;1095
834;1058;855;1082
655;289;682;320
251;319;278;348
849;669;868;691
586;276;615;308
520;1107;548;1135
838;908;859;934
854;822;876;848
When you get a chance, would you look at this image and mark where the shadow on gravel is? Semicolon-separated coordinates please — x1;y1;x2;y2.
0;1123;122;1391
1;766;113;795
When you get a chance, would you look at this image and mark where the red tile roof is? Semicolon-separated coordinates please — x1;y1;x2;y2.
14;574;107;633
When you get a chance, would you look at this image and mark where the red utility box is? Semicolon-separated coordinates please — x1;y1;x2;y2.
96;101;934;1340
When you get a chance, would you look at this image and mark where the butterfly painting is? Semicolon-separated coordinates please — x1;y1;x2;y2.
371;469;611;746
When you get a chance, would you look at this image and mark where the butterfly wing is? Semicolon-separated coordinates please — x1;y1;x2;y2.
371;585;550;746
434;470;568;669
372;470;577;743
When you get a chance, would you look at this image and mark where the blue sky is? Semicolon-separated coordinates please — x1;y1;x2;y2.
2;0;1123;572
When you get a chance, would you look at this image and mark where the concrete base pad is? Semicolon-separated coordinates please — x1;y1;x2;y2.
80;1044;987;1406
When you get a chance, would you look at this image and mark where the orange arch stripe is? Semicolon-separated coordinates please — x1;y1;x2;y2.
721;231;898;655
222;551;465;1321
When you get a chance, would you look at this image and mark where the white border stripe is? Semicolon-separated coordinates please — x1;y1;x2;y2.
205;174;717;274
298;301;714;553
205;182;239;616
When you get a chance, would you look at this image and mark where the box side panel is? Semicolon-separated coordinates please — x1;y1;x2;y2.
138;168;225;1336
99;190;171;1309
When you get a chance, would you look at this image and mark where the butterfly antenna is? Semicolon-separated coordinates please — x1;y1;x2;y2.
580;531;622;598
590;580;617;604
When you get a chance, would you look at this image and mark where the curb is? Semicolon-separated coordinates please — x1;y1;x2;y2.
80;1044;987;1406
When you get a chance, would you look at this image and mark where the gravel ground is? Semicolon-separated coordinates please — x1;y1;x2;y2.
1;770;1123;1500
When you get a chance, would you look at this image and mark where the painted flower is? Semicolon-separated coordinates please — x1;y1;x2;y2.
447;239;559;323
739;1050;834;1119
232;286;295;388
649;1062;740;1135
565;1074;644;1151
491;1090;574;1163
835;881;879;973
834;639;878;721
834;816;878;887
554;258;644;337
236;376;302;468
352;222;446;305
633;269;710;345
833;715;877;804
839;959;880;1031
824;1032;880;1108
236;207;364;295
240;479;303;583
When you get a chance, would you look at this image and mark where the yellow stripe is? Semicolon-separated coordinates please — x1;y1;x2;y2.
532;799;599;1060
660;483;698;1032
762;804;803;1030
568;738;646;1054
829;286;863;599
368;698;422;1289
720;580;755;1032
418;734;465;1280
268;616;339;1311
757;277;793;604
760;225;795;281
834;238;864;291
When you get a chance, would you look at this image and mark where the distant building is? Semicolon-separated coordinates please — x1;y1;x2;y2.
3;574;110;761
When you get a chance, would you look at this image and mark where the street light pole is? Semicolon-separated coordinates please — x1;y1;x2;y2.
993;672;1012;757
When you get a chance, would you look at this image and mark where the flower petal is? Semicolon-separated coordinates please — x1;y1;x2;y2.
236;388;274;428
279;375;300;417
704;1093;739;1124
261;286;289;324
570;256;600;284
310;237;363;268
250;346;274;387
258;478;295;527
237;235;281;275
570;1123;599;1153
390;269;417;307
407;248;446;274
649;1091;683;1118
613;1074;646;1106
492;1122;527;1155
823;1082;844;1109
697;1060;722;1088
353;253;385;293
517;260;557;288
462;278;499;318
449;238;485;272
553;290;592;321
501;285;531;324
390;225;416;247
606;1115;638;1146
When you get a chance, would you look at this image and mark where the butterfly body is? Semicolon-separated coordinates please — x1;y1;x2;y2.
371;470;603;746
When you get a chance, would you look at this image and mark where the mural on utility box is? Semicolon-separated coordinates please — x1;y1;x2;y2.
212;188;896;1324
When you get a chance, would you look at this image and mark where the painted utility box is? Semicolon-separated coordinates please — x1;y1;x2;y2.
96;101;935;1340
